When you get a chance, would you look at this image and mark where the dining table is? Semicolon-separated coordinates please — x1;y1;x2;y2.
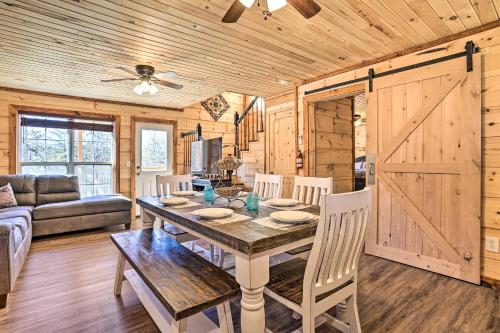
136;194;321;333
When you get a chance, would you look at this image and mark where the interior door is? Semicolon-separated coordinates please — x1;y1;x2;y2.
266;100;296;197
365;55;481;284
135;122;173;211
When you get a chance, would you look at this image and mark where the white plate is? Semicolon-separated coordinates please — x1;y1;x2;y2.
271;211;314;224
267;198;299;207
159;197;189;206
172;190;197;197
191;208;233;219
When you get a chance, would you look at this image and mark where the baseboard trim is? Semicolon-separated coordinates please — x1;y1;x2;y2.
481;277;500;289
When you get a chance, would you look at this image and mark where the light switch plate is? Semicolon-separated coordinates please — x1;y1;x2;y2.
485;236;499;253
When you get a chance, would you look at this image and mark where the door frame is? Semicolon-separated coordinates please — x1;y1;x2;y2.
302;83;365;176
131;116;177;216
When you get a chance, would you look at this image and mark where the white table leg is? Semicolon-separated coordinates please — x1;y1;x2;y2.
141;209;155;229
235;255;269;333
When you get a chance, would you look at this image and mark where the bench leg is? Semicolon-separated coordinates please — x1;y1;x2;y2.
217;302;234;333
170;318;187;333
114;253;126;296
141;209;155;229
210;244;215;263
0;293;7;308
219;249;227;268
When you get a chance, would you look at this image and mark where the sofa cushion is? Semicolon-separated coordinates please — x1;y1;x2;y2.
33;195;131;220
0;175;36;206
36;175;80;205
0;206;33;225
0;217;29;248
0;183;17;208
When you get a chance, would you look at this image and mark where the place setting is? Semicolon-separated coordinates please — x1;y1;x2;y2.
252;210;318;231
260;198;311;211
189;207;252;225
158;194;201;209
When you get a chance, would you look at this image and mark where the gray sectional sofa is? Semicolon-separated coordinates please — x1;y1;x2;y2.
0;174;132;308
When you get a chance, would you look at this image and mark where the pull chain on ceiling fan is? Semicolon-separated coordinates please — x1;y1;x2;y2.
222;0;321;23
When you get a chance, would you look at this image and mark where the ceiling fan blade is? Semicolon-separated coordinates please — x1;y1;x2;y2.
222;0;246;23
288;0;321;19
157;80;183;90
115;66;137;76
100;78;137;83
157;71;178;79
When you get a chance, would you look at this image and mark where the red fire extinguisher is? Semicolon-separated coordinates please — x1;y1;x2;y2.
296;150;304;169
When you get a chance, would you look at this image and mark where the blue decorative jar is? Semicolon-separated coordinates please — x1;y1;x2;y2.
204;185;215;204
246;192;259;212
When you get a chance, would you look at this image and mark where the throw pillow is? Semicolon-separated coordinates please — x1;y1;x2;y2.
0;183;18;208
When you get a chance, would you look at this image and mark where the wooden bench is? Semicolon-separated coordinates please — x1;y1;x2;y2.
111;228;240;333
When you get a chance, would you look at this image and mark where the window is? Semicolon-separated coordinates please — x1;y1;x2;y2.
19;114;115;197
140;129;168;172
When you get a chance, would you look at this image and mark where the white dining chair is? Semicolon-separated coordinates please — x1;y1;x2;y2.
271;176;333;264
265;188;372;333
156;174;193;195
292;176;333;206
253;173;283;199
156;175;225;267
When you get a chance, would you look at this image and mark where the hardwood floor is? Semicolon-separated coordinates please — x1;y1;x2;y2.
0;220;498;333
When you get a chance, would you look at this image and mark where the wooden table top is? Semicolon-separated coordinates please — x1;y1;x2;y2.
136;196;320;255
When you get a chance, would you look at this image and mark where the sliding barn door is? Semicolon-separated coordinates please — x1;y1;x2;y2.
365;55;481;284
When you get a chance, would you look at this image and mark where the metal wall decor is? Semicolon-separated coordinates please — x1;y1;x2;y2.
201;94;230;121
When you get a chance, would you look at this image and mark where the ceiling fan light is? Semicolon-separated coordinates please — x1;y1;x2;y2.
133;84;144;95
239;0;255;8
140;79;150;91
268;0;287;12
149;83;159;95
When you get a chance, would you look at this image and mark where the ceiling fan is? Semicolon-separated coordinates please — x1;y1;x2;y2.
101;65;183;96
222;0;321;23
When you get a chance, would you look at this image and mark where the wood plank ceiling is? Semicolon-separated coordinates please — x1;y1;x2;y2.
0;0;498;108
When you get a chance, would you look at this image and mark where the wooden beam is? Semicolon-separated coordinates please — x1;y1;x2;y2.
0;87;183;112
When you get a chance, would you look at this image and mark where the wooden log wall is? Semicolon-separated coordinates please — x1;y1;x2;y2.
314;98;354;193
297;26;500;282
0;89;242;201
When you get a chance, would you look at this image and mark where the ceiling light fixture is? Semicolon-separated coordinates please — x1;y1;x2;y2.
239;0;288;19
134;78;158;96
267;0;287;12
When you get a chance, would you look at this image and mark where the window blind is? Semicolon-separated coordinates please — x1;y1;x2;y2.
20;115;114;132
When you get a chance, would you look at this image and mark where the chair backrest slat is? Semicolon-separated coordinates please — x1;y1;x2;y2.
253;173;283;199
303;188;372;300
156;174;193;196
292;176;333;205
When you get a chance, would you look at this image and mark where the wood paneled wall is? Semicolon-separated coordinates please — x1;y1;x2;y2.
298;26;500;282
0;89;242;199
314;98;353;193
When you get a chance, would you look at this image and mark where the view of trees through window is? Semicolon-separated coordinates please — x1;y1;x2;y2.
141;129;168;171
20;115;114;197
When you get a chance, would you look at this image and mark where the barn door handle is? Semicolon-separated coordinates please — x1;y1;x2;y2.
368;163;374;176
463;250;472;261
366;154;376;185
